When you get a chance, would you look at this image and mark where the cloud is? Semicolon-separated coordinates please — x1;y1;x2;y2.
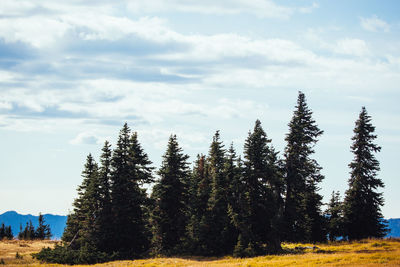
360;15;390;32
298;2;319;14
70;132;100;145
0;101;12;110
0;1;399;136
333;38;370;57
127;0;294;19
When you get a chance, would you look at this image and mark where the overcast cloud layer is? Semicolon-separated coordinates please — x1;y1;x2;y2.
1;0;399;218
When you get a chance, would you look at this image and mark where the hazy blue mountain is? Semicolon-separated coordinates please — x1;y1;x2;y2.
386;218;400;238
0;211;67;239
0;211;399;239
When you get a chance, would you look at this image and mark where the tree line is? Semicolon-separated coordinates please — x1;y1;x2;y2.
0;214;52;240
0;224;13;240
18;214;52;240
34;92;387;264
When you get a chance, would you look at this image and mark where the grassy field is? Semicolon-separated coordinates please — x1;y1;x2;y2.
1;238;400;266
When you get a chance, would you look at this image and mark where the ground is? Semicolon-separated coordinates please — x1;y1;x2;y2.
1;238;399;266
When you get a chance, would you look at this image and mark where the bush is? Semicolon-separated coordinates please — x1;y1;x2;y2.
33;244;114;265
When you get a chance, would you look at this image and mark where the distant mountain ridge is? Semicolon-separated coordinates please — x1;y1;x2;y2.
0;211;67;239
0;211;399;240
386;218;400;238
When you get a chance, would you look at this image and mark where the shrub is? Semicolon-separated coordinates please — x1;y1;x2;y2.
33;244;115;265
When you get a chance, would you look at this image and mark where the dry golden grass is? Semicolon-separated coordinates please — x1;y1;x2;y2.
1;238;399;266
0;239;58;266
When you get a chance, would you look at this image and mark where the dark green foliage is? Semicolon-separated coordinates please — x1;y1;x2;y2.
40;123;154;264
283;91;326;242
62;154;100;250
18;221;35;240
0;223;13;240
343;107;387;240
33;244;114;265
95;141;113;252
151;135;190;255
202;132;237;255
185;154;210;254
108;124;153;257
35;214;52;239
231;120;284;255
324;191;344;241
34;94;389;264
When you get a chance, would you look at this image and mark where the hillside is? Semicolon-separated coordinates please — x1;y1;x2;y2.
0;211;67;239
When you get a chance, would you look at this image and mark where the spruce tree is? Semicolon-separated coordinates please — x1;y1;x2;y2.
151;135;190;255
0;223;4;239
5;226;13;239
343;107;387;240
224;144;241;254
19;220;35;240
62;154;101;252
0;223;8;239
96;141;113;252
232;120;283;255
35;213;52;239
109;123;153;257
204;131;235;255
325;191;344;241
185;154;209;254
283;91;325;242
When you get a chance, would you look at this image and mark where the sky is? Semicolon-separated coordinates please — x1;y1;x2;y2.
0;0;399;218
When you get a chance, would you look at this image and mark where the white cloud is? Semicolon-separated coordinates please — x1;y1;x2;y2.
333;38;370;57
70;132;100;145
127;0;294;19
0;102;12;110
299;2;319;14
360;15;390;32
0;1;399;135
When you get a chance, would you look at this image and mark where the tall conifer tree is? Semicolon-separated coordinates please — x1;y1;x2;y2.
232;120;283;255
343;107;387;239
62;154;99;249
151;135;190;255
109;123;153;257
205;131;235;255
283;91;325;242
185;154;209;254
94;141;113;252
35;213;52;239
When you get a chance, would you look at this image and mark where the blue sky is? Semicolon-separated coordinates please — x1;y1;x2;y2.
0;0;399;218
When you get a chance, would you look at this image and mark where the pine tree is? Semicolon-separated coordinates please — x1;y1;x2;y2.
204;131;235;255
95;141;113;252
5;225;13;239
62;154;99;250
232;120;283;255
343;107;387;240
35;213;52;239
151;135;190;255
2;225;12;240
109;123;153;257
224;144;241;254
325;191;344;241
185;154;209;254
0;223;4;239
18;220;35;240
283;91;326;242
